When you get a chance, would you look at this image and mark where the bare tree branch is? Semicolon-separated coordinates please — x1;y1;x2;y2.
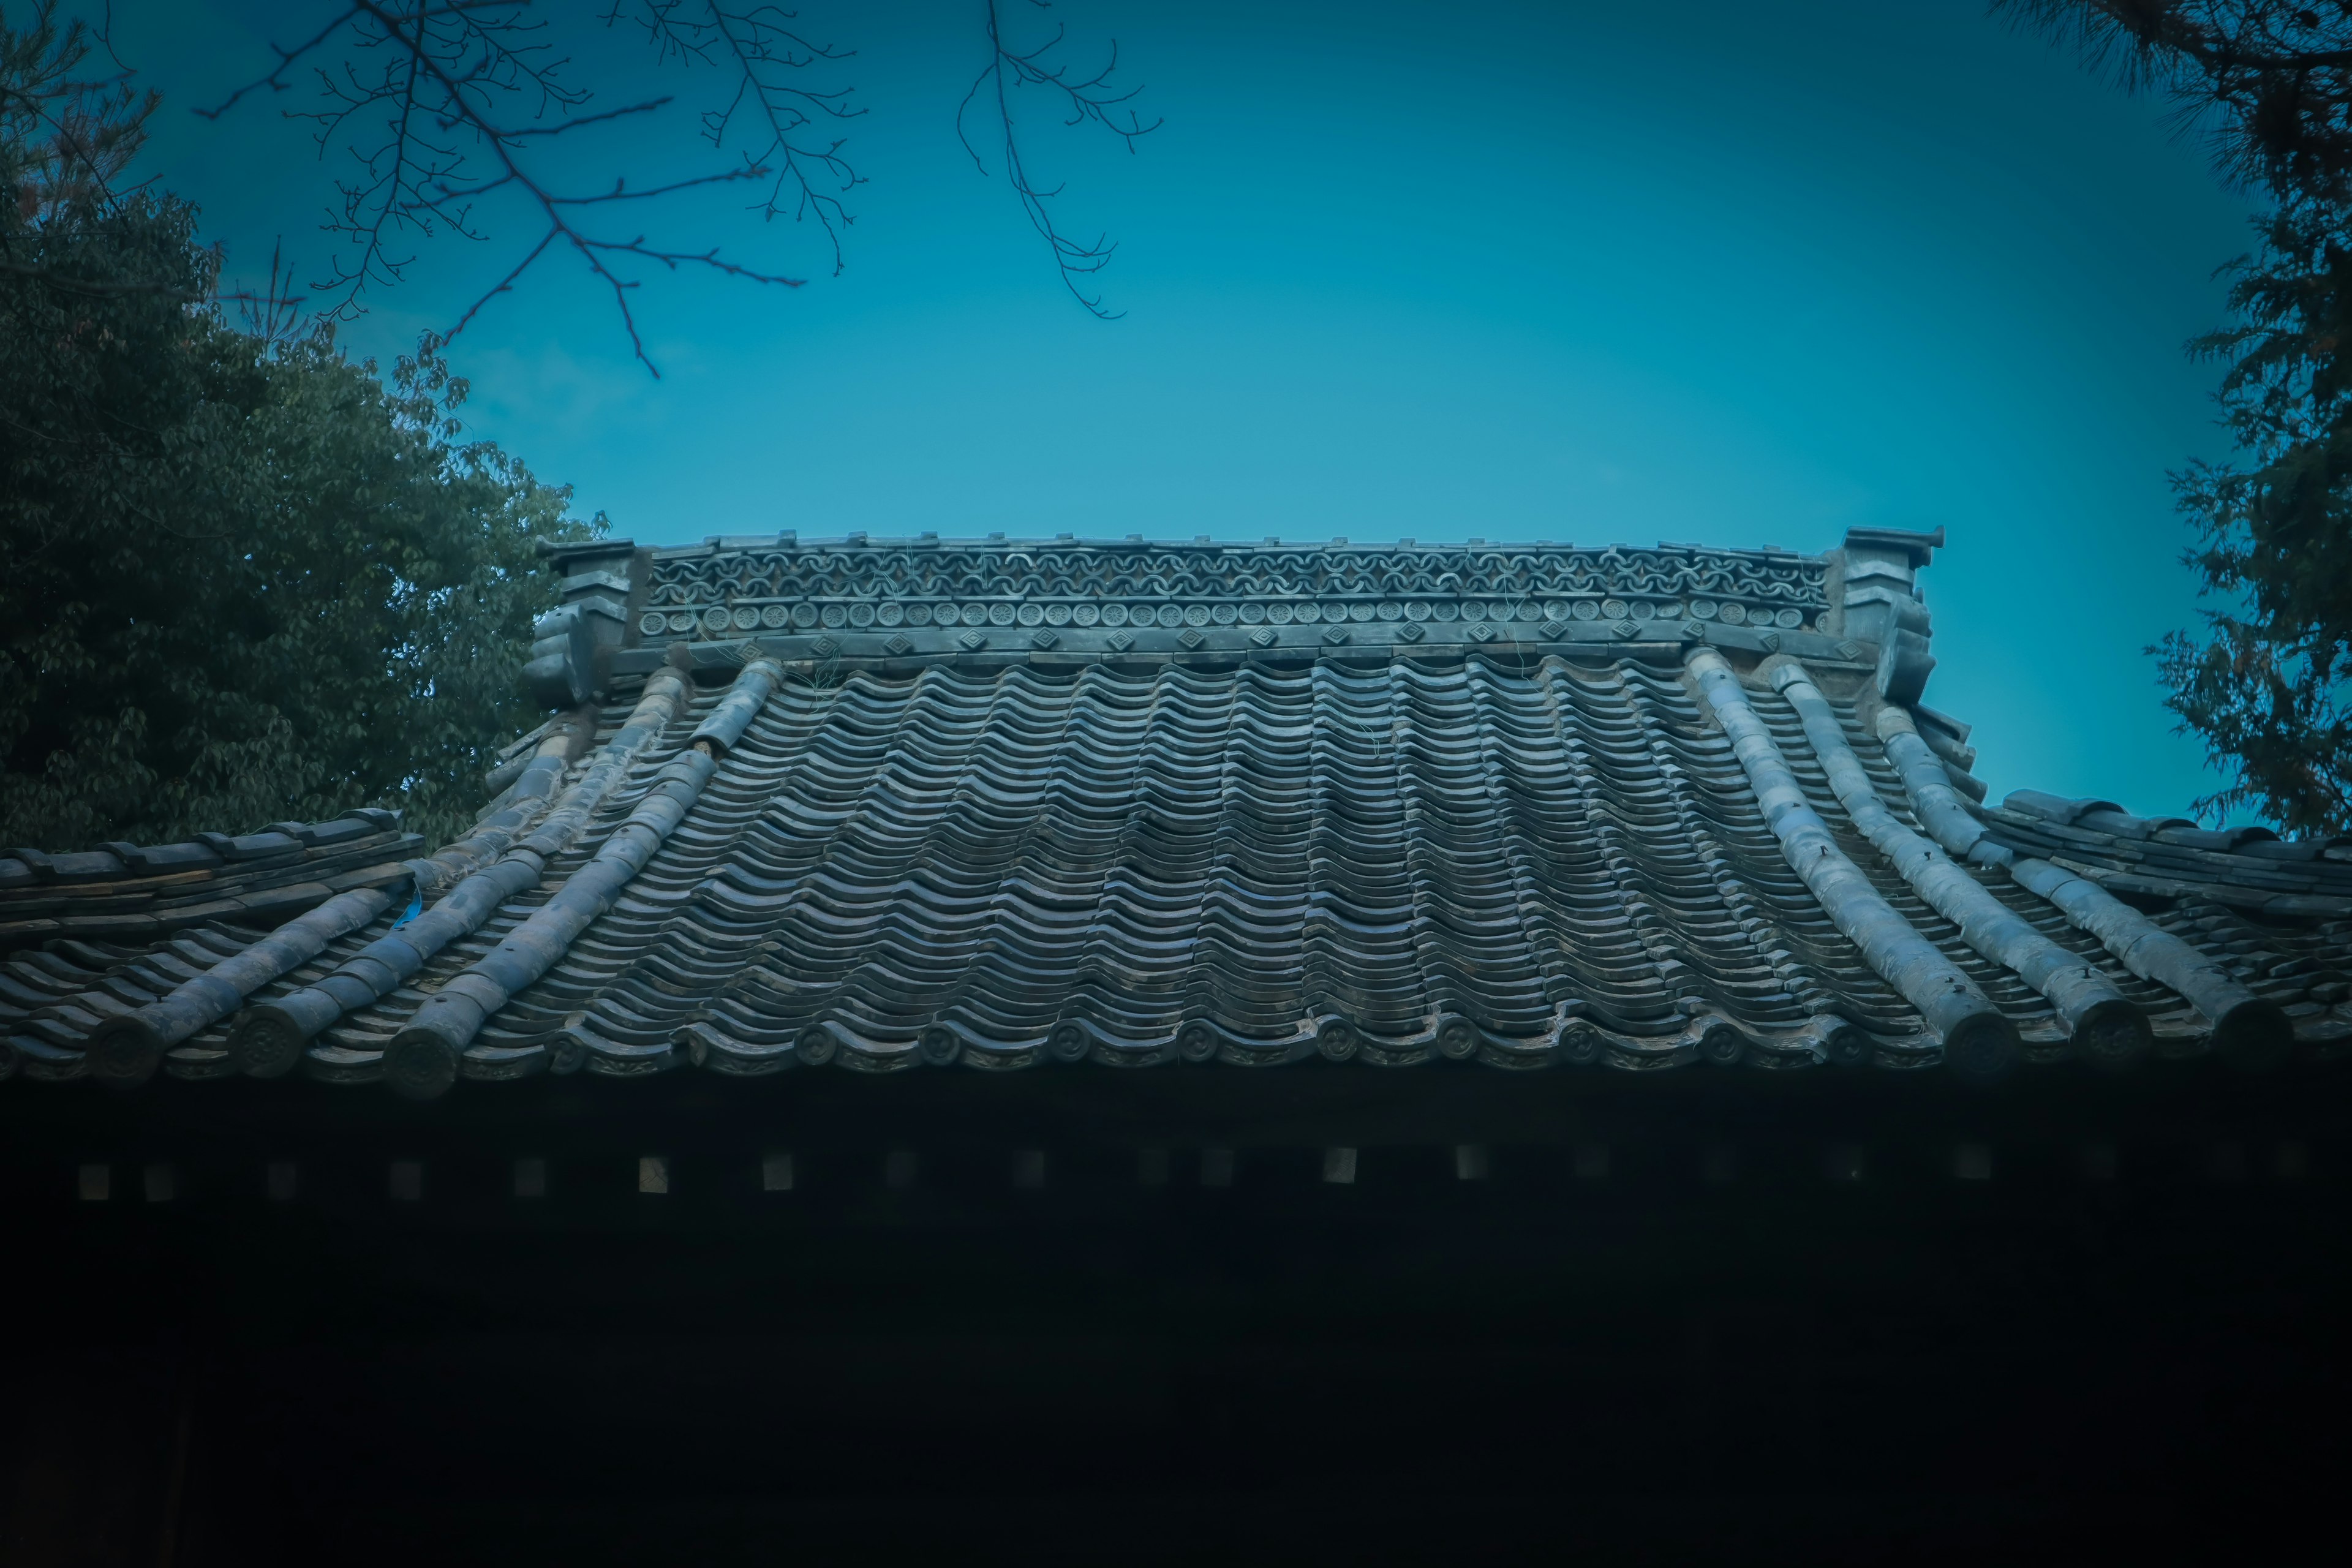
228;236;311;343
959;0;1159;318
185;0;1153;367
200;0;816;375
959;0;1161;315
612;1;864;274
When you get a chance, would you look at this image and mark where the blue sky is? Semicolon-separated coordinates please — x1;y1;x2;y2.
111;0;2255;817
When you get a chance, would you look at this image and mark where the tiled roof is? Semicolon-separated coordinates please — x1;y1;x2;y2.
1;813;420;949
6;529;2350;1097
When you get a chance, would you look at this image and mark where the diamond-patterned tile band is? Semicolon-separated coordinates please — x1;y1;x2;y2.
662;592;1822;643
649;576;1846;666
644;539;1829;633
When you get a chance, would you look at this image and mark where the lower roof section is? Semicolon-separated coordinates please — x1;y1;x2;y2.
6;650;2352;1093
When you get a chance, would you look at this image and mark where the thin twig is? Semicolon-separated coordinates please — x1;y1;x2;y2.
958;0;1158;317
200;0;813;374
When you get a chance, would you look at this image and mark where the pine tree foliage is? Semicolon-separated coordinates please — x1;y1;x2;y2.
2005;1;2352;832
1;7;596;852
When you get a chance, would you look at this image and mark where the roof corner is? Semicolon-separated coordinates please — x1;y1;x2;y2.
1840;526;1944;568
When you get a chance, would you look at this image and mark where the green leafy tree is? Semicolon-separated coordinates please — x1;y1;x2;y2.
2005;1;2352;832
2;6;595;851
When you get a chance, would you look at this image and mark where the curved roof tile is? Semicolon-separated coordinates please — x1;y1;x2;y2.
7;531;2349;1093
